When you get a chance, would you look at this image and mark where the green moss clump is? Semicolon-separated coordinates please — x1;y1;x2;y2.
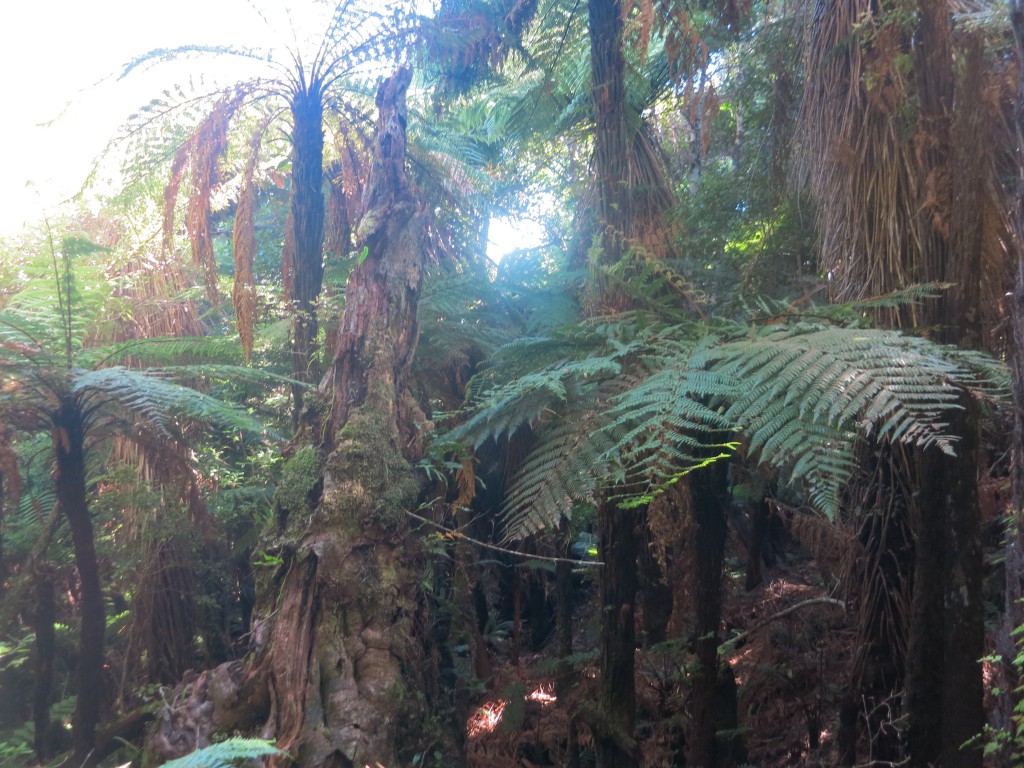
274;446;322;525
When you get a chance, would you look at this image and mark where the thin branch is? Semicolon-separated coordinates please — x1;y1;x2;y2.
404;508;602;567
721;597;846;648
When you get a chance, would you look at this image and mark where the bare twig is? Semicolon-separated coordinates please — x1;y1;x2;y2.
404;509;602;568
722;597;846;648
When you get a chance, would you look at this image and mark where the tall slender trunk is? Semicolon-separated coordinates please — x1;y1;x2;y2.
904;4;984;766
587;0;630;314
998;7;1024;768
288;81;326;422
55;395;105;768
32;567;56;761
689;461;730;768
596;501;637;767
555;522;575;701
587;1;639;765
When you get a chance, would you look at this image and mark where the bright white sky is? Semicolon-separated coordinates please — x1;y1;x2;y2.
0;0;308;234
0;0;545;257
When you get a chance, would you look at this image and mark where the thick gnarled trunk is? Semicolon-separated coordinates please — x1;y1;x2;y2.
260;68;436;768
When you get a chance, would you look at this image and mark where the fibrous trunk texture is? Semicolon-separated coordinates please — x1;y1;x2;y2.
999;6;1024;767
260;67;434;768
802;2;988;763
587;1;640;765
287;81;326;421
905;4;984;765
689;461;731;768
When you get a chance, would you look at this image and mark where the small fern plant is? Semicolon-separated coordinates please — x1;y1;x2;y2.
160;737;285;768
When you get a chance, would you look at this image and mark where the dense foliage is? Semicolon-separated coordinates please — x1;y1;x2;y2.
1;1;1021;767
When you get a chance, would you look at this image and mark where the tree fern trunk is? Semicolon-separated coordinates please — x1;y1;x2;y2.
55;396;105;768
32;567;55;761
905;3;984;765
260;68;446;768
689;461;730;768
587;1;640;765
997;6;1024;766
597;499;638;767
288;80;326;422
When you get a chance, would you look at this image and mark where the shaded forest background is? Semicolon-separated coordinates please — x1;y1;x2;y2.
2;1;1024;767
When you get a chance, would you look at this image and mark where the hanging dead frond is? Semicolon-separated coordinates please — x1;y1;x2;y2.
799;1;1011;335
162;89;249;307
232;135;262;364
798;0;921;320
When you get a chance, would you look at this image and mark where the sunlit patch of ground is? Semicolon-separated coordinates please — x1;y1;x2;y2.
467;699;507;738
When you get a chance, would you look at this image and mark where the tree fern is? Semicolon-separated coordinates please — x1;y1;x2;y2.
160;737;284;768
444;312;1010;534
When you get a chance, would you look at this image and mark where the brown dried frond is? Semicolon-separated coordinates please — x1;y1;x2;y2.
129;536;197;684
106;251;206;342
784;505;859;574
163;90;249;307
232;136;261;365
629;122;679;259
0;427;22;513
798;0;922;320
455;456;477;509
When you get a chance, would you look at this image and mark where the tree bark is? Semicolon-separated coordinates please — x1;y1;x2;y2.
260;68;440;768
596;500;638;767
32;566;56;761
904;4;984;765
587;0;630;316
55;395;105;768
998;6;1024;766
689;460;730;768
587;2;640;765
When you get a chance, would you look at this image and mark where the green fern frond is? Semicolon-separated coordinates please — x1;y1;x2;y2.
603;353;737;486
707;326;964;455
501;405;618;541
451;355;620;448
81;336;245;368
73;367;269;438
160;737;285;768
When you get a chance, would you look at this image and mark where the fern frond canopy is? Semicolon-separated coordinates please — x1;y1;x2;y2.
442;312;1008;536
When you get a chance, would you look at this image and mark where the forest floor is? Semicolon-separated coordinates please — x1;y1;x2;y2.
464;547;854;767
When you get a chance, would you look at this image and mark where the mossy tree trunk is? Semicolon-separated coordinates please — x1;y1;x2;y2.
260;68;436;768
